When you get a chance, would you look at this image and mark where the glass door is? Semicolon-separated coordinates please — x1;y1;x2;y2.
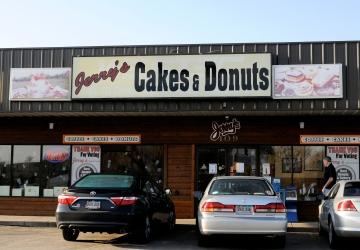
196;146;258;193
228;148;258;176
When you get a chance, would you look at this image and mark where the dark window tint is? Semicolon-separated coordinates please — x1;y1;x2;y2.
74;175;135;189
344;182;360;197
209;179;275;196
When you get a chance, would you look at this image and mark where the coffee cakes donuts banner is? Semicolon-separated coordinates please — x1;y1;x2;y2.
273;64;343;99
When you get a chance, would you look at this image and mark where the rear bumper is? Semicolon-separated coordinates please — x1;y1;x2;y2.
56;205;144;233
57;221;130;233
198;212;287;236
334;212;360;237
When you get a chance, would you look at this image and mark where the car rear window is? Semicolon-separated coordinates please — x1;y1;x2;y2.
74;175;135;189
209;179;275;196
344;182;360;197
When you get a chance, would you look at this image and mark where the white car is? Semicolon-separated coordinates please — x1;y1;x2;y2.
319;180;360;248
197;176;287;247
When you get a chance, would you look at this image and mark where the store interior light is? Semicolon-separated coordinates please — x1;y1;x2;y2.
49;122;54;130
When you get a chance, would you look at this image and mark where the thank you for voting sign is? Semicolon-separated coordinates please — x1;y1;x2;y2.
71;145;101;184
327;146;359;180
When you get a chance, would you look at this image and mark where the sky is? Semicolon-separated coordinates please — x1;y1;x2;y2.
0;0;359;48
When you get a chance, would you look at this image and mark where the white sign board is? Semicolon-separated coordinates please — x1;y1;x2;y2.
209;163;217;174
72;54;272;99
63;134;141;144
327;146;359;180
10;68;71;101
300;135;360;145
236;162;245;173
273;64;342;99
71;145;101;184
262;163;271;175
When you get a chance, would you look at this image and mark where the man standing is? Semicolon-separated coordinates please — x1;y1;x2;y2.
322;156;337;196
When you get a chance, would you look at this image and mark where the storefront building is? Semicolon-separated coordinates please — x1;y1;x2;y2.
0;42;359;220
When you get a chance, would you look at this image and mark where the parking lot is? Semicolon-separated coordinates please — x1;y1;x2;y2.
1;225;359;250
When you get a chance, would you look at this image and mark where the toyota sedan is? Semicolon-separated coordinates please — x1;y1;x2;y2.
197;176;287;247
56;173;175;243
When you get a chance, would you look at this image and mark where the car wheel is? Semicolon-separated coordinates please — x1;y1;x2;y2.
273;235;286;248
62;228;79;241
318;221;326;237
167;210;176;231
329;219;340;249
133;216;151;244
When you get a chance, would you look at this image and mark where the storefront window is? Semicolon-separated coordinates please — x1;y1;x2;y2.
260;145;325;201
42;145;71;197
12;145;41;197
0;146;12;196
101;145;164;187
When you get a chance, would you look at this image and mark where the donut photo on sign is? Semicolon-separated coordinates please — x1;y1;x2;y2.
272;64;343;99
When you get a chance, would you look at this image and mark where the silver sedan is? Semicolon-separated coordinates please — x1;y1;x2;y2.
197;176;287;247
319;180;360;248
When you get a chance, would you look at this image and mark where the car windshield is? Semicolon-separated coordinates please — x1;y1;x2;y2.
74;174;135;189
209;179;275;196
344;182;360;197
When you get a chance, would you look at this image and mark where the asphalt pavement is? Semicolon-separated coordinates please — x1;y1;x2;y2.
1;224;360;250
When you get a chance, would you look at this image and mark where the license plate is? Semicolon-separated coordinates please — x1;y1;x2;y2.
85;200;101;209
236;205;252;214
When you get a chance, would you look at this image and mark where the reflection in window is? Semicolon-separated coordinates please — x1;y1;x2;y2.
260;146;325;202
12;145;41;197
0;146;12;196
101;145;164;187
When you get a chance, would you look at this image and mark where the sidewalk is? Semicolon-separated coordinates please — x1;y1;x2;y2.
0;215;318;232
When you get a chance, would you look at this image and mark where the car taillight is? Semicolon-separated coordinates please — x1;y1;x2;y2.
111;197;138;206
254;203;286;213
58;195;77;205
337;200;357;211
201;202;235;212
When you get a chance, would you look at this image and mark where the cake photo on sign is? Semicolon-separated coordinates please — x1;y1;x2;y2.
273;64;342;99
10;68;71;101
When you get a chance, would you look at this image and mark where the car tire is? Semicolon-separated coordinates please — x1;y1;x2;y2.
273;235;286;248
62;228;79;241
167;210;176;231
329;219;340;249
318;221;326;237
133;215;151;244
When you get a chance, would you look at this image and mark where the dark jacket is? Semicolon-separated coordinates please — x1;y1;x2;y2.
324;163;337;189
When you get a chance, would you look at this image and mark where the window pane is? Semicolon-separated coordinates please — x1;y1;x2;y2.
0;146;12;196
101;145;163;187
43;145;71;197
74;174;135;189
209;179;274;196
304;146;324;171
12;145;41;197
344;182;360;196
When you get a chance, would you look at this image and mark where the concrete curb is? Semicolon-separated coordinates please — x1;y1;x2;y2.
0;220;318;233
0;221;57;227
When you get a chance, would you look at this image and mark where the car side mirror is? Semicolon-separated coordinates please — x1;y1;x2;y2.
164;188;172;196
